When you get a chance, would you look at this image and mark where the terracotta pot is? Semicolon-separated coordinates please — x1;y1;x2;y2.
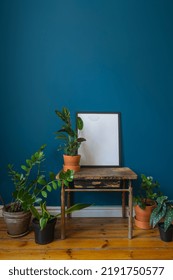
63;154;81;172
134;216;152;230
134;200;156;229
2;206;31;237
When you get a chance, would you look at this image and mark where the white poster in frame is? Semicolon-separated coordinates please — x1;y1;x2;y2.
77;112;121;166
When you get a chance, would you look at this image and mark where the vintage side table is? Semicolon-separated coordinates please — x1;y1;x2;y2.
59;167;137;239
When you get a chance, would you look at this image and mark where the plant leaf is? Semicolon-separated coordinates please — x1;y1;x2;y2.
21;165;28;172
164;207;173;232
41;191;47;198
37;175;47;185
76;116;84;130
150;204;166;227
40;217;48;230
52;181;58;190
30;205;40;220
49;172;55;181
46;185;52;192
56;203;92;217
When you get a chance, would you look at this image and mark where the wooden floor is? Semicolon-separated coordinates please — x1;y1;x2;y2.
0;217;172;260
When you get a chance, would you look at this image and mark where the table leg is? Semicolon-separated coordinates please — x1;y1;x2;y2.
61;182;65;239
122;180;126;218
128;180;133;239
67;190;71;219
67;180;74;219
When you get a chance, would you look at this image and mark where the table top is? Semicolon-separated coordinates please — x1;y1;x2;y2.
74;167;137;180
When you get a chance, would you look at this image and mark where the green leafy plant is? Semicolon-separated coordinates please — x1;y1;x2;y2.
30;167;91;230
150;195;173;232
31;201;91;230
1;145;73;212
55;107;86;156
133;174;160;209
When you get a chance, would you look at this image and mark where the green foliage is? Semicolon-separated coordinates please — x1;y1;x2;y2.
133;174;160;209
29;166;91;231
57;169;74;187
55;107;86;156
2;145;73;212
31;201;91;230
150;196;173;232
30;201;52;230
1;144;91;231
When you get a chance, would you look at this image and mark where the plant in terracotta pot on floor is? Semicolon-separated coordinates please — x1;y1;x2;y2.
150;195;173;242
133;174;160;229
55;107;86;172
0;144;61;237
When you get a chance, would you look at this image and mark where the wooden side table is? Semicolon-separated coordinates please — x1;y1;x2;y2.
59;167;137;239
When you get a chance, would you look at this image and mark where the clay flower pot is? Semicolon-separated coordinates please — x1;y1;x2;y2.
63;154;81;172
2;206;31;237
134;200;156;229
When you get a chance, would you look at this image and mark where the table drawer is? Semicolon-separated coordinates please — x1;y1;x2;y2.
74;179;120;189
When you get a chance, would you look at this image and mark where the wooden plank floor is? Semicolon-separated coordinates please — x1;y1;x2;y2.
0;217;172;260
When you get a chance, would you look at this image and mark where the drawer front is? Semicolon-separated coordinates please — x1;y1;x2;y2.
74;179;120;189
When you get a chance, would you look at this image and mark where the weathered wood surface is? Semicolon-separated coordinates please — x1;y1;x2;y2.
74;167;137;180
0;217;172;260
74;180;120;188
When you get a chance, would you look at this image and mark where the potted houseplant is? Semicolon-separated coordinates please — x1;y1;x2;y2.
133;174;160;229
30;168;91;244
31;201;57;245
1;144;61;237
55;107;86;172
31;200;91;245
150;195;173;242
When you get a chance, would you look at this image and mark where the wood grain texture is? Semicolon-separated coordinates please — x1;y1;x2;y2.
74;167;137;180
0;217;172;260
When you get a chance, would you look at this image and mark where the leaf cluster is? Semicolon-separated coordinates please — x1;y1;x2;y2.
3;145;70;212
31;201;91;230
133;174;160;209
150;196;173;232
55;107;86;156
30;168;90;230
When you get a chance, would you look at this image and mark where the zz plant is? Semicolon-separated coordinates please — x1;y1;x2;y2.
2;145;73;213
55;107;86;156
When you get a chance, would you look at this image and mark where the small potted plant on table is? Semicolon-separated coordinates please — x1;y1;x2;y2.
150;195;173;242
55;107;86;172
133;174;160;229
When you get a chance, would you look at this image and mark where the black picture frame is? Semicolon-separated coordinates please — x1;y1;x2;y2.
77;112;121;167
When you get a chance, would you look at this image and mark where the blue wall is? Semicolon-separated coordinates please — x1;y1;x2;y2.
1;0;173;206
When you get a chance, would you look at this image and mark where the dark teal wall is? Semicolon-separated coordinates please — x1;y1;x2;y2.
1;0;173;205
